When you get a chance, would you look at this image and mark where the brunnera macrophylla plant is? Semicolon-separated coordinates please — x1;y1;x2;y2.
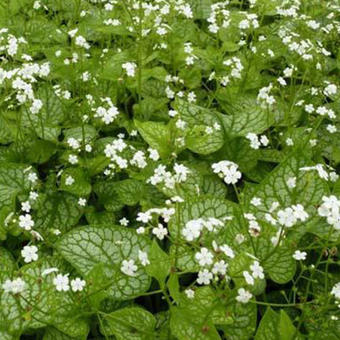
0;0;339;339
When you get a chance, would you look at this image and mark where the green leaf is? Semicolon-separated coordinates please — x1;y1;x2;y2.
188;0;212;19
259;240;297;284
255;308;301;340
60;168;92;197
255;308;280;340
33;192;83;235
146;240;171;287
0;162;36;209
219;97;274;137
43;326;88;340
169;196;235;271
0;247;16;282
279;310;296;340
221;300;257;340
100;307;156;340
174;99;224;155
135;120;173;159
0;258;88;338
245;155;327;210
57;225;151;300
170;306;221;340
63;125;97;144
21;85;64;142
114;179;146;206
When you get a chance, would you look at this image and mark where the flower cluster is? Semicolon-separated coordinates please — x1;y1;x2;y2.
212;160;242;185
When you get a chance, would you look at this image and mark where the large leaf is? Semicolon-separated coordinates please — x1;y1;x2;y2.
0;258;88;338
57;225;151;300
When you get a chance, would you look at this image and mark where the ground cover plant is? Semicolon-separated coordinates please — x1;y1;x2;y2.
0;0;340;339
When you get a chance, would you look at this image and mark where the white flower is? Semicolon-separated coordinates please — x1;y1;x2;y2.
286;138;294;146
212;160;242;185
119;217;129;226
21;245;38;263
19;214;34;230
277;207;296;227
236;288;252;303
246;133;261;149
33;1;41;9
21;201;31;212
2;278;25;294
243;271;255;285
292;204;309;222
173;163;190;182
185;288;195;299
176;119;186;130
152;224;168;240
130;151;147;168
324;84;337;97
68;154;78;164
29;191;39;200
121;259;137;277
286;177;296;188
78;198;86;206
75;35;90;49
136;227;145;234
137;211;152;223
148;148;159;161
138;250;150;266
182;219;203;241
327;125;337;134
331;282;340;299
250;261;264;279
293;250;307;260
65;176;74;186
212;260;228;275
42;267;58;276
220;244;235;258
53;274;70;291
251;197;262;206
197;269;213;285
28;172;38;183
122;62;137;77
67;137;80;150
195;248;214;267
71;278;86;292
317;196;340;229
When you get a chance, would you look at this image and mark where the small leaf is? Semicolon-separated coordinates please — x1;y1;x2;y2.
170;307;221;340
100;307;156;340
135;120;173;159
146;240;171;287
60;168;91;197
174;99;224;155
219;97;274;137
0;162;36;209
255;307;279;340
